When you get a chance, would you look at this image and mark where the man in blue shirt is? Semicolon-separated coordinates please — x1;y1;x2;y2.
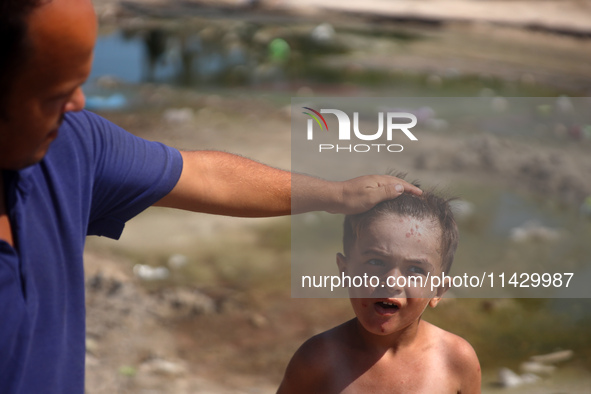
0;0;421;392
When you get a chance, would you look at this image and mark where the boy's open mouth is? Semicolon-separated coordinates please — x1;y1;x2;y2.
374;301;400;314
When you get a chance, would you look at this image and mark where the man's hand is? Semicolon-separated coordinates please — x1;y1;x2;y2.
155;150;422;216
292;174;422;215
331;175;422;214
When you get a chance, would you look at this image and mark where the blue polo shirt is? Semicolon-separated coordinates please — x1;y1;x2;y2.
0;110;183;393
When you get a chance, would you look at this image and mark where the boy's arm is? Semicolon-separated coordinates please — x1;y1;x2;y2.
155;150;422;216
452;337;482;394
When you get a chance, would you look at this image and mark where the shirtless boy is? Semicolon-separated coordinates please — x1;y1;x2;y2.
278;188;481;393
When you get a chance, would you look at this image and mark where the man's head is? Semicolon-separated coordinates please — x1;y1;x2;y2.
0;0;97;170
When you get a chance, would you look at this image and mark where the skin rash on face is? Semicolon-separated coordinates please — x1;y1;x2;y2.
0;0;97;170
337;214;447;339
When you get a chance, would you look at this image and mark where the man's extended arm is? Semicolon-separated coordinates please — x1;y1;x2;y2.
154;150;422;216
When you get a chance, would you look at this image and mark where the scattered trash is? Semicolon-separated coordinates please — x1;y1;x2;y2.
95;75;124;89
85;338;99;356
529;349;574;364
138;358;186;377
85;93;127;111
497;349;574;388
268;38;290;63
133;264;169;281
167;253;188;269
155;287;216;317
497;368;540;388
162;108;194;124
118;365;137;377
519;361;556;375
249;313;268;328
311;23;335;43
509;220;561;243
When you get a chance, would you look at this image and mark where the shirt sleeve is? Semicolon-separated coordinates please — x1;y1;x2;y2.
71;111;183;239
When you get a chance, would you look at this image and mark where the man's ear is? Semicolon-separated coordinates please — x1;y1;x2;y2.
429;276;450;308
336;253;347;275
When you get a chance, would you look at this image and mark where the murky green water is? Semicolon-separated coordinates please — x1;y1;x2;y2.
87;19;570;100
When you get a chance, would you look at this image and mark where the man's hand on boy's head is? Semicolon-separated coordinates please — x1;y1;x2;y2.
328;175;423;214
292;173;422;215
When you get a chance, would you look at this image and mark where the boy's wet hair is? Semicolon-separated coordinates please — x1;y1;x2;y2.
343;174;459;274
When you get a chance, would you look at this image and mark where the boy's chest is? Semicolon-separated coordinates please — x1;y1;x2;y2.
336;352;460;394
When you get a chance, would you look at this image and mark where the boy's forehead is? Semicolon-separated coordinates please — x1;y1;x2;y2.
355;214;443;256
362;213;441;236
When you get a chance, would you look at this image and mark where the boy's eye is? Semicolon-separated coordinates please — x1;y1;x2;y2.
408;265;427;275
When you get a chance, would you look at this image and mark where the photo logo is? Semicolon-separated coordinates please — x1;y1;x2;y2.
302;107;329;134
303;108;418;153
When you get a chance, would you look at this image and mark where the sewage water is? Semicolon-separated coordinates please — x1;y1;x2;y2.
86;20;570;98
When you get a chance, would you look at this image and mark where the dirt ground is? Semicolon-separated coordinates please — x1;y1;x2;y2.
82;1;591;393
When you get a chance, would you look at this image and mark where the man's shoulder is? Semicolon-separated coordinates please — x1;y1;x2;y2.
51;110;113;156
60;110;118;139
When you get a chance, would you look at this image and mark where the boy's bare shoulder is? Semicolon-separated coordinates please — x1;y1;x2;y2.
423;321;482;393
277;319;356;394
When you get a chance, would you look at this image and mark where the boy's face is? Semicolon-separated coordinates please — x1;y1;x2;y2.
337;213;447;337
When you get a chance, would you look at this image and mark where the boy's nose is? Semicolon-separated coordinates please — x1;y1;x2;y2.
376;270;405;297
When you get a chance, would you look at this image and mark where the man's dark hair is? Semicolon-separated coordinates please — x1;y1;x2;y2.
0;0;49;117
343;176;459;274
